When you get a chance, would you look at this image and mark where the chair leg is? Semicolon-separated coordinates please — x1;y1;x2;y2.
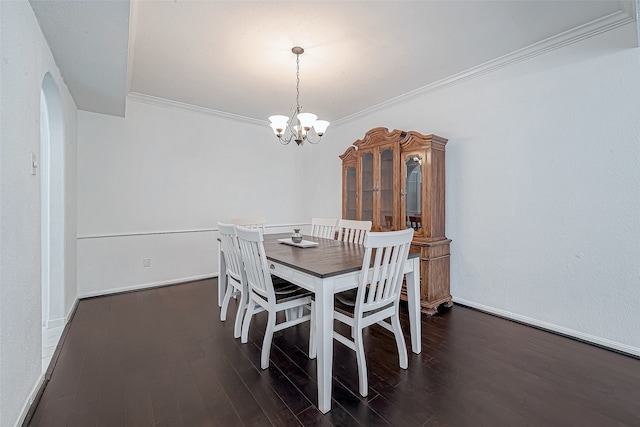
261;311;277;370
354;326;368;397
284;306;305;322
220;279;233;321
241;298;255;344
391;313;408;369
309;301;316;359
233;287;247;339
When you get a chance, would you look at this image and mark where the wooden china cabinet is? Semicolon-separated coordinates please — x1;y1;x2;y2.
339;127;452;315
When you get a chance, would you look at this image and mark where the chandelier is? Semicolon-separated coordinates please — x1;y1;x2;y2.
268;47;330;146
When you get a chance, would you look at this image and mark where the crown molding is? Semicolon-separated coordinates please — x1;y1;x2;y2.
127;92;266;125
333;10;636;126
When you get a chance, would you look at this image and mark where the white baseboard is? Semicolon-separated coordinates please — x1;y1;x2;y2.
453;297;640;358
43;298;78;329
45;317;65;329
66;298;78;323
23;298;79;426
14;373;45;427
78;274;216;299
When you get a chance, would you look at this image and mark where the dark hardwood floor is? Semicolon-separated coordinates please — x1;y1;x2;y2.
28;279;640;426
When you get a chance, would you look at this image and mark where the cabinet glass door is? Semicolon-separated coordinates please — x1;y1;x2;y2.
379;148;394;230
361;152;374;222
405;155;422;230
345;166;357;220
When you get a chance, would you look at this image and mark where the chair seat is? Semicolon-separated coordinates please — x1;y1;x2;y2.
335;288;357;306
312;288;392;316
276;286;313;304
333;288;393;318
272;275;298;295
310;288;358;309
262;275;312;303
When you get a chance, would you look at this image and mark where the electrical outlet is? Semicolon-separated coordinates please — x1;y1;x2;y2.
143;258;151;267
31;152;38;175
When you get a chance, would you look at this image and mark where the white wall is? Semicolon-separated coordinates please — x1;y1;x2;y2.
305;25;640;356
76;100;312;296
0;1;78;426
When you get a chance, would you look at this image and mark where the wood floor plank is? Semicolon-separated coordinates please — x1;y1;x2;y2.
65;345;105;426
31;395;75;427
27;279;640;427
187;356;247;426
202;354;272;426
147;370;185;427
236;365;304;426
123;375;154;427
365;394;422;427
328;380;390;426
166;349;217;426
240;340;315;416
95;367;126;427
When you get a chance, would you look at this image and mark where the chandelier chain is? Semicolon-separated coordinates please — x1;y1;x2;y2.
295;52;301;113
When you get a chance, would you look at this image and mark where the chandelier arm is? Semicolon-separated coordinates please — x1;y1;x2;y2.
276;109;302;145
286;111;299;138
278;133;294;145
305;131;322;144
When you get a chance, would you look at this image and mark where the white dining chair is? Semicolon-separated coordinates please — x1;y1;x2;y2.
232;216;266;233
311;217;338;239
336;219;372;244
236;227;313;369
217;222;249;339
311;228;414;397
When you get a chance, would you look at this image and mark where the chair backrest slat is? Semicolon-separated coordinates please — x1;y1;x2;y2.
311;217;338;239
236;226;274;304
232;217;266;234
336;219;372;244
218;223;244;283
355;228;414;316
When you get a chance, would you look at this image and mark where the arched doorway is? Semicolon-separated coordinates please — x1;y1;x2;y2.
40;73;65;372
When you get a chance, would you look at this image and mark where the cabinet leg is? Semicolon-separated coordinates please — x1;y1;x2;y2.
420;297;453;316
421;306;439;316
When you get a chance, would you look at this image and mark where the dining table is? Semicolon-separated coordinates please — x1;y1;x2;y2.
217;232;422;414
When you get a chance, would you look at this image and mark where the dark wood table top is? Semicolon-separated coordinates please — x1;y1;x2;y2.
263;233;418;279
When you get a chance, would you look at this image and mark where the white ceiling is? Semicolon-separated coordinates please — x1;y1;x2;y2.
30;1;637;123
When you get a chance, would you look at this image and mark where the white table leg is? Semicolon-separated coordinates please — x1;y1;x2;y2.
217;240;227;307
406;257;422;354
315;279;334;413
